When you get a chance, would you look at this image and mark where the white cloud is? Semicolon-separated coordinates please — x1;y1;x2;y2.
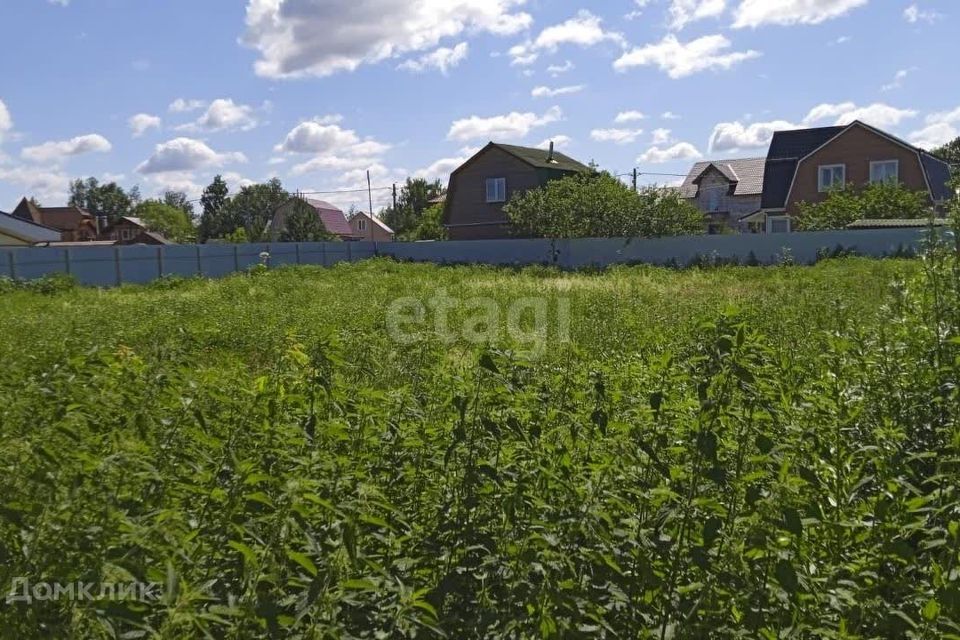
707;101;921;153
662;111;682;120
136;137;247;174
547;60;574;76
590;128;645;144
275;118;390;157
652;128;673;145
909;106;960;149
48;0;69;6
881;69;912;92
168;98;207;113
537;136;572;150
447;106;563;141
128;113;162;138
531;84;584;98
0;99;11;143
732;0;869;28
614;34;760;79
709;120;798;152
615;110;646;124
509;10;624;65
21;134;112;163
638;142;702;164
398;42;469;74
242;0;531;78
626;0;654;20
274;117;392;176
415;146;481;181
803;102;918;127
904;4;941;24
0;165;70;203
177;98;259;132
668;0;727;30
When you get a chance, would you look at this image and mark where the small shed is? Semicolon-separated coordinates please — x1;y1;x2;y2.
349;211;394;242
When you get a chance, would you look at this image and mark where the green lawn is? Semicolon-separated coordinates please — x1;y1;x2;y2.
2;257;959;638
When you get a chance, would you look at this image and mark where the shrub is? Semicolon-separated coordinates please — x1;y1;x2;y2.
505;171;705;239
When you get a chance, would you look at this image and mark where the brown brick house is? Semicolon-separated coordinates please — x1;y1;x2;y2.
760;121;953;232
442;142;592;240
10;197;99;241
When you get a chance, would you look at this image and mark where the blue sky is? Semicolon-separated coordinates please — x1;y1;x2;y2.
0;0;957;212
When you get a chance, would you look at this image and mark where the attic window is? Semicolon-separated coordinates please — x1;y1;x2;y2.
486;178;507;203
358;219;367;231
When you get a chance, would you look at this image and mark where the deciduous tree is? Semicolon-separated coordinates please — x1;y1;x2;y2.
505;172;704;239
794;181;931;231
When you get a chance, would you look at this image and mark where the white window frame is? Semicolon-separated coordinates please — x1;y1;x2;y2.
869;160;899;184
485;177;507;203
766;215;792;234
357;219;367;231
818;164;846;192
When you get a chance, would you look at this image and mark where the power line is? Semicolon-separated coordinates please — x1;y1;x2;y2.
185;185;394;204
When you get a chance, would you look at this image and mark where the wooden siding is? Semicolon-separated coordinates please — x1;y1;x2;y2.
445;147;544;241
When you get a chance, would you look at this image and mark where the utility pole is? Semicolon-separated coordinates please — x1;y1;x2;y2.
392;183;397;212
632;168;638;192
366;170;374;215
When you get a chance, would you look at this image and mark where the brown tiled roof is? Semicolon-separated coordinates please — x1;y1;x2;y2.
680;158;766;198
11;198;93;232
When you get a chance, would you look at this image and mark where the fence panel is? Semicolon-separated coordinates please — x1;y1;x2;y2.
197;245;237;279
64;247;117;287
0;229;938;289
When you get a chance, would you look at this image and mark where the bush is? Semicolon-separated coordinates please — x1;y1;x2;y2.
505;171;705;239
794;180;932;230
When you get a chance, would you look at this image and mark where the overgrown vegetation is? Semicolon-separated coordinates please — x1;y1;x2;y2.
505;172;705;239
2;223;960;636
794;180;933;231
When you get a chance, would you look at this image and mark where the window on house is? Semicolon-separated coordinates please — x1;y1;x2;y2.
768;216;792;234
358;219;367;231
870;160;899;184
485;178;507;203
818;164;846;192
705;187;723;212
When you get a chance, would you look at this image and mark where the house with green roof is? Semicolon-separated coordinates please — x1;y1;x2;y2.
442;141;592;240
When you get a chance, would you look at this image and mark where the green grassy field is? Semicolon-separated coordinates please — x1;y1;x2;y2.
2;256;959;638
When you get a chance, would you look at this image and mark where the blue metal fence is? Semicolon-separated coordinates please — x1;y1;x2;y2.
0;229;933;288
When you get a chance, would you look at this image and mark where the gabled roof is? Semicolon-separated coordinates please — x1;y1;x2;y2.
762;121;953;210
352;211;394;234
11;197;94;232
767;126;846;160
301;198;353;237
488;142;592;173
680;158;766;198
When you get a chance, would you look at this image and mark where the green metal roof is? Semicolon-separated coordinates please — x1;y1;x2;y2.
492;143;592;173
846;218;950;229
